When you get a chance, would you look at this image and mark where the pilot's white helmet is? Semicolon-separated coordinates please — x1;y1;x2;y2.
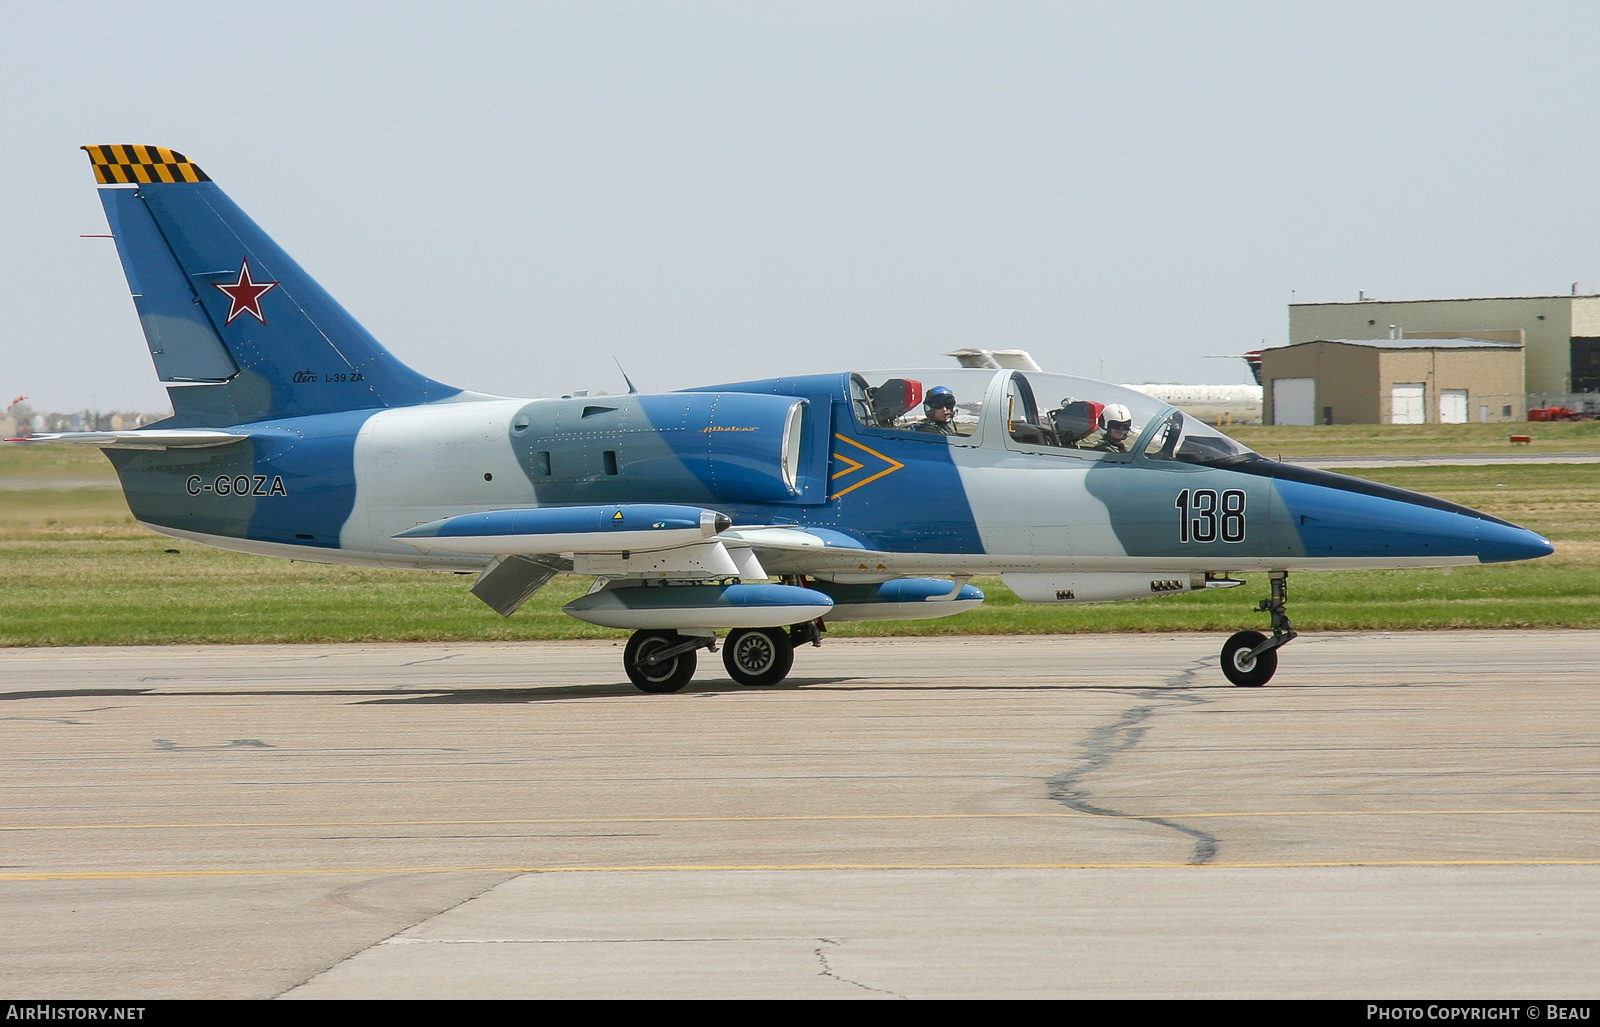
1102;403;1133;430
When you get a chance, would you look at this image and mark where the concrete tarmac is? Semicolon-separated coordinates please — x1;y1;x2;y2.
1;633;1596;999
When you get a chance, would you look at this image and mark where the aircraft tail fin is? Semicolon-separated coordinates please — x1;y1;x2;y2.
83;145;459;426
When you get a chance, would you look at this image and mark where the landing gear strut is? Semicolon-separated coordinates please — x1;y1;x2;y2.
1220;571;1297;687
624;630;710;693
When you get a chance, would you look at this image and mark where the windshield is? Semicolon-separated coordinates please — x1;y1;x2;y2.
1142;410;1261;467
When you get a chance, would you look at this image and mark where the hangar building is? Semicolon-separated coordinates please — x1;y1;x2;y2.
1260;337;1524;425
1288;294;1600;395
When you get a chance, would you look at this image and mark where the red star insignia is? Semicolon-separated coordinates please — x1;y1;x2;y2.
213;258;279;325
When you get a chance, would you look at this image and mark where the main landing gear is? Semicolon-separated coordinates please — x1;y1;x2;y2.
1220;571;1297;687
622;620;825;693
623;630;705;693
723;627;793;687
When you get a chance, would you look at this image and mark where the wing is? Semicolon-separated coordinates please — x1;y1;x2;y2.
395;503;733;616
392;505;980;621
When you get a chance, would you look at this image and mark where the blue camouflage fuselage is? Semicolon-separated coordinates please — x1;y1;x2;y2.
108;370;1553;576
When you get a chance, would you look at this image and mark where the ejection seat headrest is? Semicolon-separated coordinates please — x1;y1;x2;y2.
869;379;923;427
1051;399;1102;441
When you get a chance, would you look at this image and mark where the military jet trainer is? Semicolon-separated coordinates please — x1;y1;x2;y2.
24;145;1555;691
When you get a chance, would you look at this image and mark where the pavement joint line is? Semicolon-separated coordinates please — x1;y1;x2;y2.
3;809;1599;832
6;859;1600;881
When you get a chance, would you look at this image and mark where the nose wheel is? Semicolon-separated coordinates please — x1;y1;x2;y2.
1221;571;1297;687
1221;630;1278;687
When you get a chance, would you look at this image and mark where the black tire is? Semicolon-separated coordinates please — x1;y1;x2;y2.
722;627;795;687
624;630;698;693
1221;630;1277;687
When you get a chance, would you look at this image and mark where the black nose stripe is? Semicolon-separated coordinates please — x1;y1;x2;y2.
1226;459;1520;528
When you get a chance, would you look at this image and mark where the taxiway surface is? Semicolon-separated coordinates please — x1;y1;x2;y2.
1;633;1596;999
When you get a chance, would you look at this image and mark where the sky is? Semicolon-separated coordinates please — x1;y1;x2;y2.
5;0;1600;414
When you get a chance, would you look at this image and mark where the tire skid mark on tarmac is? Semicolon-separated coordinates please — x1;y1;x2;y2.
1045;656;1222;864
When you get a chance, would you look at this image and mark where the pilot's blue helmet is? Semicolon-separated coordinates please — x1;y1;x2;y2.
925;385;956;414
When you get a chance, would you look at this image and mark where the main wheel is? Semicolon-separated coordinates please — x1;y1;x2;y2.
624;630;698;693
1221;630;1277;687
722;627;794;687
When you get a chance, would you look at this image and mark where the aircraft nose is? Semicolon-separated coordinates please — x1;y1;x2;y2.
1268;466;1555;564
1474;518;1555;564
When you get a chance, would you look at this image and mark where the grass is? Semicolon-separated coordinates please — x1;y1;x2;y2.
1;442;1595;645
1225;421;1600;456
0;442;119;478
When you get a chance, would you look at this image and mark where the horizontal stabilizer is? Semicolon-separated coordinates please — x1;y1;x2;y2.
9;429;248;450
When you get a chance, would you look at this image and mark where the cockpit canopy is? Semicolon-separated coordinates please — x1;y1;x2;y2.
849;369;993;437
998;371;1165;456
848;369;1259;466
1141;409;1262;468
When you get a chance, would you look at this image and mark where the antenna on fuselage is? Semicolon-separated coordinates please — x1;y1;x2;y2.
614;358;639;395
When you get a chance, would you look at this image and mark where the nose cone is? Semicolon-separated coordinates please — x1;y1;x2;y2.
1273;471;1554;564
1474;518;1555;564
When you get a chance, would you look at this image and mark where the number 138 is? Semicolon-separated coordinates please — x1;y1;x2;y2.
1176;488;1246;543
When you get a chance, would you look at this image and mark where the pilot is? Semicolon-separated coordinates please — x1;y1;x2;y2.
1087;403;1135;452
916;386;959;435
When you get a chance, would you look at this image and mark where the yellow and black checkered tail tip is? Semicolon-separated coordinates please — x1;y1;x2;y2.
81;145;211;185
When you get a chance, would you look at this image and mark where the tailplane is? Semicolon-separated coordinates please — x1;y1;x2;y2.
83;145;459;426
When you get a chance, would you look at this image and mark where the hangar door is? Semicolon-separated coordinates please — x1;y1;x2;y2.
1272;378;1315;425
1572;338;1600;391
1391;383;1426;424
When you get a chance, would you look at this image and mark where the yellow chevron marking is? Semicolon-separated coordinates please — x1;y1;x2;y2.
829;451;863;480
829;434;904;499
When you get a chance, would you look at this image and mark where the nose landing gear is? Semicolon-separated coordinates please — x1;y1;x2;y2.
1221;571;1297;687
